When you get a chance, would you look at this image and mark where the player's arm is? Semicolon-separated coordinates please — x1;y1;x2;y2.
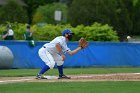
67;47;82;55
2;33;8;39
56;43;63;55
68;38;88;55
56;43;65;61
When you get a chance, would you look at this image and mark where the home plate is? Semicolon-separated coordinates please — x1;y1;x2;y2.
43;76;58;80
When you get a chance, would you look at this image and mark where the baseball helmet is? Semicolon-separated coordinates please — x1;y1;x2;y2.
62;29;74;36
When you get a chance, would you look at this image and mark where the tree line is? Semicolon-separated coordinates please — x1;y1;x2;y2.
0;0;140;41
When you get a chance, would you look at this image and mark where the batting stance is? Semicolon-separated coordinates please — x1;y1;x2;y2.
36;29;88;79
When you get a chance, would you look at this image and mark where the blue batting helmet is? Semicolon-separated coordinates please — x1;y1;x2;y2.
62;29;74;36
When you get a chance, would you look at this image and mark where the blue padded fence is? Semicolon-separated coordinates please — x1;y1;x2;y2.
0;40;140;68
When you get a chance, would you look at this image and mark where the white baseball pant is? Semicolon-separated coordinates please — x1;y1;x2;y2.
38;47;64;69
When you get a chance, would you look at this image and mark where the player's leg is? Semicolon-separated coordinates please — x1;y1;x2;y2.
53;54;71;79
57;65;70;79
36;48;55;79
36;65;50;79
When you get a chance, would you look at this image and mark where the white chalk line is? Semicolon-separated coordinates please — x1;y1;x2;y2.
0;78;33;83
0;76;58;83
71;73;140;78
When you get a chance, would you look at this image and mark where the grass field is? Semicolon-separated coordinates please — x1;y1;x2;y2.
0;67;140;93
0;81;140;93
0;67;140;77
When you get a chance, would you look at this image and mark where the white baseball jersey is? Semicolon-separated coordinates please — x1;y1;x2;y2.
38;36;71;69
43;36;71;54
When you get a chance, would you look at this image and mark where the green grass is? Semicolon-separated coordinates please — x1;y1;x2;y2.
0;67;140;93
0;67;140;77
0;81;140;93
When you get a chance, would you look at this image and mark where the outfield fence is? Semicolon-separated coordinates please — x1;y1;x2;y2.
0;40;140;68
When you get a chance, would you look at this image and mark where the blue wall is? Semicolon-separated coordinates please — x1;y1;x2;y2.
0;40;140;68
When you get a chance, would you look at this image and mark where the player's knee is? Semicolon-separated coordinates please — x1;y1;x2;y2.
56;61;64;66
47;62;55;69
49;66;54;69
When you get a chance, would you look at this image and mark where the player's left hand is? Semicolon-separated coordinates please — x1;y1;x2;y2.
79;38;88;48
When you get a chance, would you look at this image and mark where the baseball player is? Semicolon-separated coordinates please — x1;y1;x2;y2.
36;29;83;79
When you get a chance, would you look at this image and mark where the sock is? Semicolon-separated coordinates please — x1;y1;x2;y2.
38;65;50;75
57;65;64;77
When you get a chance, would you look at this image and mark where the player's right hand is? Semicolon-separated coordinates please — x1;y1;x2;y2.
61;55;66;61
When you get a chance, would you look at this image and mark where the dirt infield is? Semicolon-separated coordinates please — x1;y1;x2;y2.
0;73;140;84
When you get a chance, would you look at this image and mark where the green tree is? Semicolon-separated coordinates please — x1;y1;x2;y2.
10;0;71;24
32;3;68;24
112;0;133;41
46;0;59;3
68;0;133;41
23;0;60;24
0;0;28;23
133;0;140;35
23;0;47;24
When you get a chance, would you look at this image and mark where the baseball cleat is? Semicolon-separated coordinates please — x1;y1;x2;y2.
58;74;71;79
36;74;47;79
35;75;41;79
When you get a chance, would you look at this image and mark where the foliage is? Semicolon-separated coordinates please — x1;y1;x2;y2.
0;22;27;40
133;0;140;35
0;22;118;41
32;24;63;41
1;0;140;39
72;22;118;41
32;3;68;24
46;0;59;3
0;0;28;23
68;0;133;41
23;0;48;24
